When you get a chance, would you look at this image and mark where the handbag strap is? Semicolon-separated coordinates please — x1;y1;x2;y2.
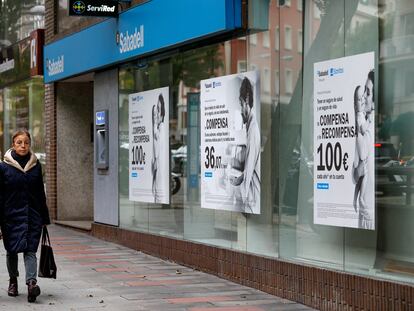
42;226;51;246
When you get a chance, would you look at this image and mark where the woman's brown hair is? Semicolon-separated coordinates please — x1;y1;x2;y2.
12;129;31;145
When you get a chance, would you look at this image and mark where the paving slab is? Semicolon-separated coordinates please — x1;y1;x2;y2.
0;225;315;310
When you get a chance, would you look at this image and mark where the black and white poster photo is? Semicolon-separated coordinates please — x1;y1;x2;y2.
352;70;375;229
314;52;375;230
129;87;170;204
201;70;261;214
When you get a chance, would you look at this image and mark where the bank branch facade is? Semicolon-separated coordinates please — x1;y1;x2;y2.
44;0;414;309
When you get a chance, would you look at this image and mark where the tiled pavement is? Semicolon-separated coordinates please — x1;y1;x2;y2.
0;225;316;311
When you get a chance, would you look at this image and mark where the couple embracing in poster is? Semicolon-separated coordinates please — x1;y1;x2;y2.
352;70;375;230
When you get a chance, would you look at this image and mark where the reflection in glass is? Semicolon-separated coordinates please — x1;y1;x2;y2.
0;0;44;47
357;0;414;283
279;0;346;269
116;0;414;286
1;77;45;163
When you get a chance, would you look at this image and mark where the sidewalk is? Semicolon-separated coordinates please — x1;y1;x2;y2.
0;225;315;311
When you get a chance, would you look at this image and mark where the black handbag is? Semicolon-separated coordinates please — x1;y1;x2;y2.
38;226;57;279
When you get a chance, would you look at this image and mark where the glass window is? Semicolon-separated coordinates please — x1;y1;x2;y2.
180;44;237;250
278;0;344;271
119;59;178;236
246;2;278;254
284;69;293;93
0;0;44;47
402;12;414;35
275;70;280;96
237;60;247;73
119;43;238;246
275;27;280;51
116;0;414;286
298;30;303;53
404;70;414;96
1;77;45;162
285;26;292;50
250;33;257;45
263;68;271;93
119;17;278;255
344;0;414;284
277;0;414;285
263;32;270;48
297;0;303;11
275;27;280;50
0;36;32;88
28;78;45;164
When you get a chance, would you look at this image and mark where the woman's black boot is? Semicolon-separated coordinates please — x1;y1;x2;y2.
27;279;40;302
8;277;18;296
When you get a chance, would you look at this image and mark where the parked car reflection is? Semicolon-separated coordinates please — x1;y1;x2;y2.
282;144;313;215
375;142;414;200
171;145;187;175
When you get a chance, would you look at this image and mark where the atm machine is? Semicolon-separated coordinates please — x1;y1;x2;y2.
95;110;109;171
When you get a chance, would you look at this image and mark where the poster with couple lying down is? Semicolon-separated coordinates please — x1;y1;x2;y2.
314;52;375;230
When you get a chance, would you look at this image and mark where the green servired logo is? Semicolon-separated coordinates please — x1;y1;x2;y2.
72;1;86;14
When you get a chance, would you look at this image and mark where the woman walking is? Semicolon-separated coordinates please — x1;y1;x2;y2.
0;129;50;302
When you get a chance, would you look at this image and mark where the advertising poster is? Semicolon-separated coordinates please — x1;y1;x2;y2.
200;70;260;214
129;87;169;204
314;52;375;230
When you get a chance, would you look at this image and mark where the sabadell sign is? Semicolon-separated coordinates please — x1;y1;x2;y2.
44;0;242;83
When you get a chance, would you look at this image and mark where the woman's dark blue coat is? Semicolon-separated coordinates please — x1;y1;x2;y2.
0;150;50;254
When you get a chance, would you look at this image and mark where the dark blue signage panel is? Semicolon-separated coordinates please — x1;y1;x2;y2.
69;0;118;17
44;0;242;83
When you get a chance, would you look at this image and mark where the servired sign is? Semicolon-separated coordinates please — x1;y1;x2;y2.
69;0;118;17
